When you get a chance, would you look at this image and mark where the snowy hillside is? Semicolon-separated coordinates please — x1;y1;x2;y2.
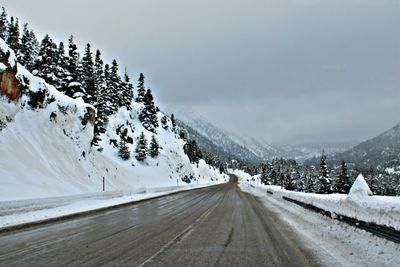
0;39;227;201
305;123;400;170
176;116;264;164
171;107;355;163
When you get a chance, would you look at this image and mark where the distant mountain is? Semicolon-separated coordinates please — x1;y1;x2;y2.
170;107;356;164
176;119;264;165
305;123;400;170
291;141;359;162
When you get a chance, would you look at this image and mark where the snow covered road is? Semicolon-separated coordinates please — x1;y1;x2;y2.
0;175;320;266
240;182;400;266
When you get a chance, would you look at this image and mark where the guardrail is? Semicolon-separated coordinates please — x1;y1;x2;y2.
282;196;400;244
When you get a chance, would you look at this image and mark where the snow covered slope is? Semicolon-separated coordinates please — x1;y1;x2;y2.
0;39;227;201
305;122;400;169
172;107;355;163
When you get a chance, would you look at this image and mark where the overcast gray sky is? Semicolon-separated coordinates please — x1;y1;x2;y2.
2;0;400;144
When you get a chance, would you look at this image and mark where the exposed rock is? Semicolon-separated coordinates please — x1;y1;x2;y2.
0;50;20;101
27;90;46;109
81;106;96;126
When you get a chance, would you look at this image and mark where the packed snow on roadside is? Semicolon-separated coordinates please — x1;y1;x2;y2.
234;170;400;266
233;171;400;231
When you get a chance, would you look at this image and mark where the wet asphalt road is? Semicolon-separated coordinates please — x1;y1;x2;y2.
0;175;320;266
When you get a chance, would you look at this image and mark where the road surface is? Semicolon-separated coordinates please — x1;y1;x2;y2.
0;175;321;266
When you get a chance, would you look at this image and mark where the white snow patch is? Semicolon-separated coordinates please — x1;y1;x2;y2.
349;174;373;199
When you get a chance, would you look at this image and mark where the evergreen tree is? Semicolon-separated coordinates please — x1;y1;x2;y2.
149;135;160;158
139;89;159;132
118;138;130;160
136;73;146;102
135;132;148;161
170;113;176;131
81;43;96;104
336;160;351;194
366;166;378;194
65;36;85;99
53;41;69;90
19;24;38;70
102;63;115;115
92;49;107;146
161;115;168;130
219;163;225;174
0;7;7;39
318;151;333;194
183;139;203;164
6;16;20;53
260;164;270;185
32;34;59;86
109;59;122;110
67;35;80;81
94;50;104;89
270;169;278;185
121;69;134;109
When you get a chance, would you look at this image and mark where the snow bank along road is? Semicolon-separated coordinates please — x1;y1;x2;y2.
0;175;321;266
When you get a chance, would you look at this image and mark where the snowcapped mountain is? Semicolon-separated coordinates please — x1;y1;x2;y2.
327;123;400;170
176;119;264;165
170;107;356;163
0;39;226;201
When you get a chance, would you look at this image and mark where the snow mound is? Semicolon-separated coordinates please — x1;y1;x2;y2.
349;174;373;200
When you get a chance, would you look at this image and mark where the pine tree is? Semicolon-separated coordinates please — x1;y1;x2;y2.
17;23;28;65
219;163;225;174
65;35;85;99
0;7;7;39
336;160;351;194
80;43;96;104
366;166;378;194
183;140;203;164
135;132;148;161
102;63;115;115
118;138;130;160
32;34;59;86
92;49;107;146
6;16;20;53
139;89;159;132
53;41;69;90
109;59;122;110
67;36;80;81
19;24;38;70
170;113;177;131
161;115;168;130
149;135;160;158
94;50;104;89
136;73;146;102
120;69;134;109
318;151;333;194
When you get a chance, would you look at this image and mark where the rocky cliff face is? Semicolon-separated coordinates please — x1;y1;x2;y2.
0;47;20;101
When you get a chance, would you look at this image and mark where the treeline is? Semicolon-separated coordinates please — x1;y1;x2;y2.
249;152;400;196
